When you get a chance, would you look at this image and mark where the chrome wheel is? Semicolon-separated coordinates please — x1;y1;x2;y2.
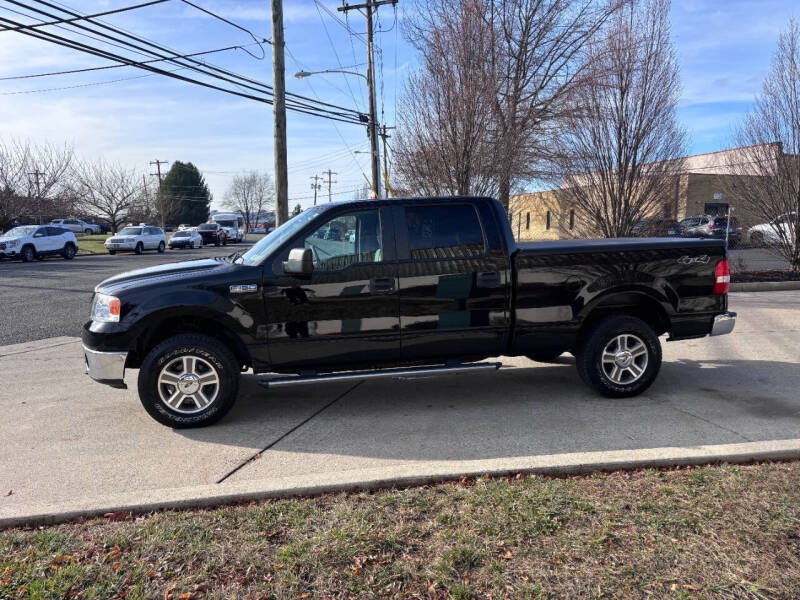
157;355;220;414
601;334;648;385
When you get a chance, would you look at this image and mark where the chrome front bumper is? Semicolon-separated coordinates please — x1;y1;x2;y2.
83;344;128;388
711;312;737;336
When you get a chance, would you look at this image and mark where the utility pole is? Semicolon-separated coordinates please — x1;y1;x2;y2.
149;159;168;227
272;0;289;227
338;0;397;199
310;174;323;206
28;169;43;223
322;169;337;203
378;124;394;196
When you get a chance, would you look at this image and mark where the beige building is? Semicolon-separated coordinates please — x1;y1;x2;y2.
509;145;773;241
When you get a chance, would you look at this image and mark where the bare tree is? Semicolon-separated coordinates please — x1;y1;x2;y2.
489;0;621;210
395;0;618;205
394;0;499;197
0;139;74;229
75;159;142;233
722;21;800;271
224;171;274;230
556;0;686;238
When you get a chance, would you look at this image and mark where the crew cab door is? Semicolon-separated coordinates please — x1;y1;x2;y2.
263;206;401;370
395;201;511;361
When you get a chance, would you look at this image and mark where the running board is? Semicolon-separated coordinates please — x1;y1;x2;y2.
258;362;502;389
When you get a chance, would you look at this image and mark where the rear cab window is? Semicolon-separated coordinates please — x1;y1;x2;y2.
403;204;486;260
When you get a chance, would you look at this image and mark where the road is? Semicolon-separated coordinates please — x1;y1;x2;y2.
0;239;260;346
1;290;799;523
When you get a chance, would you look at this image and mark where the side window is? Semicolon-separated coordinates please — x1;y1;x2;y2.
46;227;63;236
404;204;485;260
303;209;382;271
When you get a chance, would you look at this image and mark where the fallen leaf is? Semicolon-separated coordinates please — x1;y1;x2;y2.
179;594;192;600
670;583;679;591
5;490;11;496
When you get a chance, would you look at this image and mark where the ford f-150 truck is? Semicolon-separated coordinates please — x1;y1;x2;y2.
82;197;736;428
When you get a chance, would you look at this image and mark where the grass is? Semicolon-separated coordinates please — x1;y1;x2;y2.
2;461;799;599
75;233;111;255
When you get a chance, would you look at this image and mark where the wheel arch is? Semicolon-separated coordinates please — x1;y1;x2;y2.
128;309;252;370
578;288;672;341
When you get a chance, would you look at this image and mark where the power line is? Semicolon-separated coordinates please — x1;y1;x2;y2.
0;0;168;32
0;41;265;81
2;0;365;123
177;0;266;59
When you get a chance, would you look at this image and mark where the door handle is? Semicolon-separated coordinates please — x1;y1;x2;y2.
476;271;502;288
370;277;395;295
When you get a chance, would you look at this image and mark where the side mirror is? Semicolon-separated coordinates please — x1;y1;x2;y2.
283;247;313;276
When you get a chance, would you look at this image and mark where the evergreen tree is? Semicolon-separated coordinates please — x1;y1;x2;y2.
160;161;211;225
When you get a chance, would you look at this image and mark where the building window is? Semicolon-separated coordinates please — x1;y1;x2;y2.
569;209;575;230
526;212;530;230
545;210;551;230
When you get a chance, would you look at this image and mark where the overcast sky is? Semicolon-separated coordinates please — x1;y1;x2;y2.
0;0;798;210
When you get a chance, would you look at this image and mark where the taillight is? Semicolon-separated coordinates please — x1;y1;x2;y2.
714;259;730;294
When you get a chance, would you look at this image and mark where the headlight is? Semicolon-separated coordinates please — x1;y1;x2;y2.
7;239;20;248
91;293;121;323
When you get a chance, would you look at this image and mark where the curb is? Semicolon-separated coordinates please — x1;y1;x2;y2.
730;281;800;292
3;438;799;529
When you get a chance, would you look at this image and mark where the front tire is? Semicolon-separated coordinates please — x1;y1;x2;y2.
137;334;240;428
21;245;35;262
575;315;661;398
526;351;564;363
108;250;116;255
135;242;144;255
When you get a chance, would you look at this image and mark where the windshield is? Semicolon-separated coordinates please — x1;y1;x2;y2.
173;231;189;237
2;226;37;237
119;227;142;235
239;205;327;266
215;220;236;228
198;224;216;230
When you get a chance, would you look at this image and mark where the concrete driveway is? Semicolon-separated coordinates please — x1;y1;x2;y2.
1;291;799;524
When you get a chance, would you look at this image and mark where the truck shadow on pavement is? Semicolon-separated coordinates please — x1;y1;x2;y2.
177;356;800;461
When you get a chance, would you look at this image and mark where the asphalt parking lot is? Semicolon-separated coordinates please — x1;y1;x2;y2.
0;237;261;345
1;290;799;523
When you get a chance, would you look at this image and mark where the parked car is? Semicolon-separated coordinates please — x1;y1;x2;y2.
0;224;78;262
104;225;166;255
631;218;678;237
197;223;228;246
679;214;741;246
82;196;736;428
746;212;797;246
178;224;194;231
50;218;102;234
168;229;204;250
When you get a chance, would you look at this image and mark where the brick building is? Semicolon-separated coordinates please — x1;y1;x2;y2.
509;144;775;241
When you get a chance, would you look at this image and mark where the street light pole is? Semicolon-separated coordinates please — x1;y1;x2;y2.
338;0;397;199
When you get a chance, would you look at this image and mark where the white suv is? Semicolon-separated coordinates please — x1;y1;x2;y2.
51;218;102;234
0;225;79;262
105;225;167;255
747;212;797;246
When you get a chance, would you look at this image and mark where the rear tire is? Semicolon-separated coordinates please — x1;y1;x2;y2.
108;250;116;255
137;334;240;428
575;315;661;398
63;243;76;259
84;228;93;234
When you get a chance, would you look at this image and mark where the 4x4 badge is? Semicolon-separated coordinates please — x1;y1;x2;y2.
678;255;710;265
230;284;258;294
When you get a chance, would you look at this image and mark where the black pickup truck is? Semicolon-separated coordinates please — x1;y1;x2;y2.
83;197;736;428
